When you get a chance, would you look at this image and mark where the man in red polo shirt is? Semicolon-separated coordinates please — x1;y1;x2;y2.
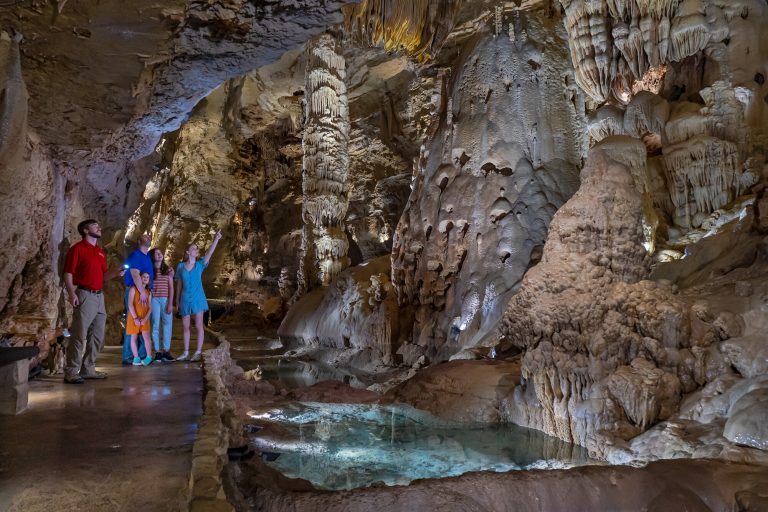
62;219;125;384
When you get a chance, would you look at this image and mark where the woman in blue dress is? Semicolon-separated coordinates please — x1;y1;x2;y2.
174;231;222;361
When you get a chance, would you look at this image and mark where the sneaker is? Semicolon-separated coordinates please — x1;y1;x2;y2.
132;357;142;366
142;355;153;366
80;371;108;380
190;352;202;362
154;352;164;363
176;352;189;361
162;352;175;362
64;375;85;384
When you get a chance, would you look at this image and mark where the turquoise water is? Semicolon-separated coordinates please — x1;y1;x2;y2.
248;402;593;490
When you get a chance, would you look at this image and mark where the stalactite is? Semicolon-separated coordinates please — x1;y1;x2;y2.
342;0;461;61
558;0;704;103
663;134;741;226
295;32;350;297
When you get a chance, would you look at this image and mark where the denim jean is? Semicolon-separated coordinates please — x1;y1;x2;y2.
122;288;147;362
151;296;173;352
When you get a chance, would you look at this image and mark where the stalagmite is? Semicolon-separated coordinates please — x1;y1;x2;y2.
497;148;701;456
587;105;626;142
296;32;351;296
593;135;659;251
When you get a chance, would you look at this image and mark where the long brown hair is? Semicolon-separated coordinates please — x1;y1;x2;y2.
149;248;171;275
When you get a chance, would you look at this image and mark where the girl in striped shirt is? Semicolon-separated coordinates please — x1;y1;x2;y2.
150;248;176;362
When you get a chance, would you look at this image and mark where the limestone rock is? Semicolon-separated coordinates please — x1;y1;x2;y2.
721;336;768;379
724;387;768;451
392;14;585;363
497;148;706;455
278;256;399;370
383;359;521;424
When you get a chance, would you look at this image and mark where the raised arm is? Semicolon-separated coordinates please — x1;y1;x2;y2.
203;231;223;265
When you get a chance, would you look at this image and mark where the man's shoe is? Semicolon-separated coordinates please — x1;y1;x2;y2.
80;371;108;380
162;352;175;362
64;376;84;384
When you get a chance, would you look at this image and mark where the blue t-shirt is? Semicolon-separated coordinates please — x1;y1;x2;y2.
175;260;209;316
124;249;154;289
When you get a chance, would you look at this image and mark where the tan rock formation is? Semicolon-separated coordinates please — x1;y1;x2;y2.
497;148;714;455
391;12;586;362
0;32;63;358
242;459;768;511
279;256;400;370
295;32;351;294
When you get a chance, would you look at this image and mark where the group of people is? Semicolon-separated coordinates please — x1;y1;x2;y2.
62;219;222;384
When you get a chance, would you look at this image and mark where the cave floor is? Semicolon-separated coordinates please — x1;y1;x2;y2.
0;340;214;512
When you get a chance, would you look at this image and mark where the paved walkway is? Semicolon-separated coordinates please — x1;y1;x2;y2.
0;342;211;512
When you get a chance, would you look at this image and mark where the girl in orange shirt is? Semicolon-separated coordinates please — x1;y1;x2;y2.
127;272;154;366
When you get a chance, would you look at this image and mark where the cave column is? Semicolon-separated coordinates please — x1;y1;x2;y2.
295;32;350;296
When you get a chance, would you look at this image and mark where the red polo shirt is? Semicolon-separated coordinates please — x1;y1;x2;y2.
63;239;108;291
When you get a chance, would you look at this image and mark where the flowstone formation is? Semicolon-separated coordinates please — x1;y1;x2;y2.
498;149;721;456
391;12;586;363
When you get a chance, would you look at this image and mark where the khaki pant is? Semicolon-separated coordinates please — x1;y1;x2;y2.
65;288;106;378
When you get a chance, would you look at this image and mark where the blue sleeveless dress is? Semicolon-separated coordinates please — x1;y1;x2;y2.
175;260;209;316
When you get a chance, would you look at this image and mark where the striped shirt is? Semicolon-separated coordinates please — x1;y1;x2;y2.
153;273;173;299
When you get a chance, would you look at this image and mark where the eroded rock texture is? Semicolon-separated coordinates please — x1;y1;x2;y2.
497;149;715;455
0;32;62;357
391;14;586;362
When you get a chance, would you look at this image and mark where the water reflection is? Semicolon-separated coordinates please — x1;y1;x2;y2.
248;402;594;490
237;356;354;389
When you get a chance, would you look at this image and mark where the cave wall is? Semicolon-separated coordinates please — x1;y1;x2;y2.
567;0;768;239
391;12;588;362
0;32;62;356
